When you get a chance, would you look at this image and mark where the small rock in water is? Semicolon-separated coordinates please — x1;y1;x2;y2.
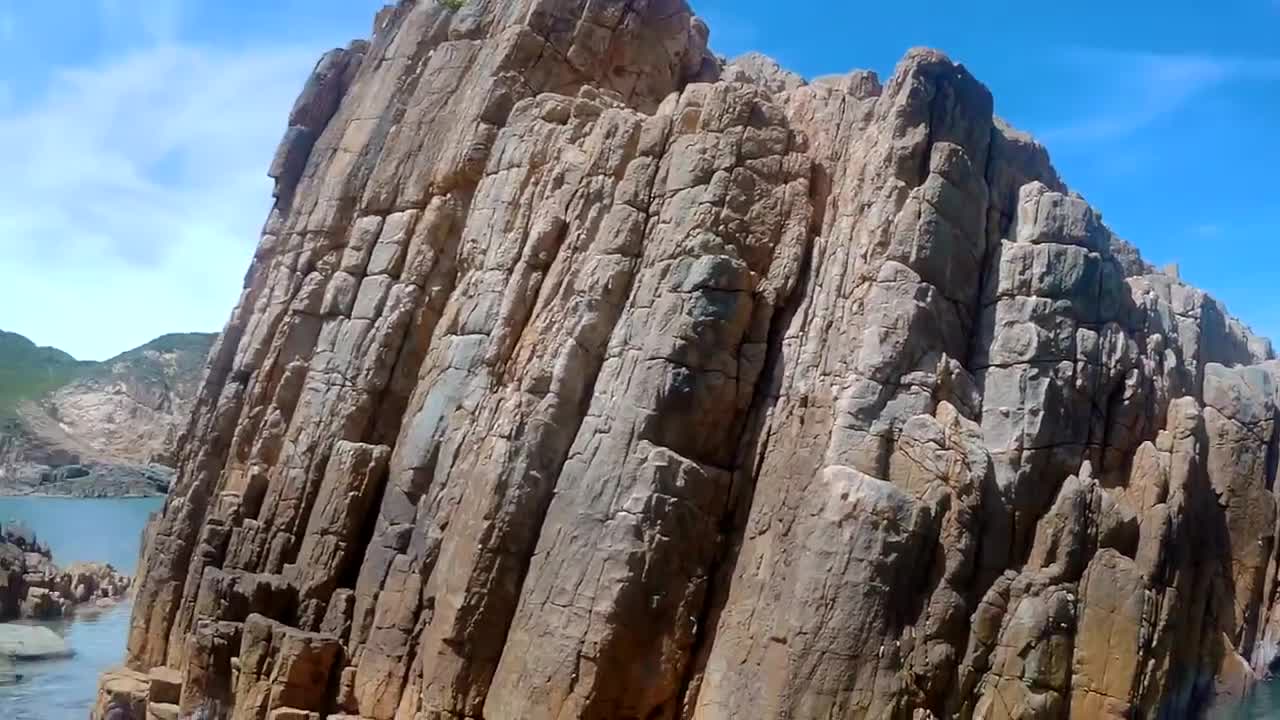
0;623;73;660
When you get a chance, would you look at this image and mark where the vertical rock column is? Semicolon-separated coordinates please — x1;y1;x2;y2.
973;181;1136;569
690;49;999;720
483;79;813;720
125;0;717;715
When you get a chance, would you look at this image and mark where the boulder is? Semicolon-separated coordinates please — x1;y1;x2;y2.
0;622;72;660
148;666;183;705
92;667;149;720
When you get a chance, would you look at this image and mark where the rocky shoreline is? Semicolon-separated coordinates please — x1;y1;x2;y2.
0;330;212;499
0;521;134;687
0;461;171;498
0;523;132;621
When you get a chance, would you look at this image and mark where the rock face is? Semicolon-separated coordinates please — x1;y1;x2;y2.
0;522;132;620
103;2;1279;719
0;332;215;496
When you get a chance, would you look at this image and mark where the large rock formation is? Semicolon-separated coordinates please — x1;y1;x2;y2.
100;2;1279;718
0;332;215;496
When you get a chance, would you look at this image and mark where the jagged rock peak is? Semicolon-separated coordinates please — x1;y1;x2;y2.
722;51;807;94
97;1;1277;719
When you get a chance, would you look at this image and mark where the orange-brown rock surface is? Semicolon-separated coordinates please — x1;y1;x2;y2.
97;1;1280;719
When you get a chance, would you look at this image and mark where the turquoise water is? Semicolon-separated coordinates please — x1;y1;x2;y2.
0;497;163;719
1229;682;1280;719
0;497;162;573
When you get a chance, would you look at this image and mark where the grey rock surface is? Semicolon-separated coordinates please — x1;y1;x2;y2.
0;623;73;660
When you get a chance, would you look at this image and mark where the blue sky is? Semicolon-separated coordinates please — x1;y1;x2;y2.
0;1;1276;360
0;0;384;360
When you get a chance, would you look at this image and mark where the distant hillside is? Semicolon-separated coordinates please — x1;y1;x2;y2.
87;333;216;384
47;331;218;465
0;330;217;496
0;332;94;415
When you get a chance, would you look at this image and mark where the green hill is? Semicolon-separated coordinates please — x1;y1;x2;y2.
85;332;217;386
0;331;217;417
0;332;93;415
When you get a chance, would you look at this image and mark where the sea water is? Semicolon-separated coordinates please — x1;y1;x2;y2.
0;496;163;719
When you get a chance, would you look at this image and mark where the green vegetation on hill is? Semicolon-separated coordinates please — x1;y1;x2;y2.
0;331;217;417
128;333;213;355
86;332;216;385
0;332;92;416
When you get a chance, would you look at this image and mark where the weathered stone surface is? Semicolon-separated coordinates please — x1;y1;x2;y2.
92;667;149;720
232;614;342;720
148;666;184;705
291;441;390;629
177;619;241;719
146;702;180;720
107;2;1279;719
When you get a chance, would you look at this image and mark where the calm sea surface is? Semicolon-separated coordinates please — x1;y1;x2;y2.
0;496;163;720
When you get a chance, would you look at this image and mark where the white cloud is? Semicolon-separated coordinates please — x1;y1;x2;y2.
0;42;320;360
99;0;188;45
1043;49;1280;143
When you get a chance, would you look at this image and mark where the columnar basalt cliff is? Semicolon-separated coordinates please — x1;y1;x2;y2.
97;1;1280;719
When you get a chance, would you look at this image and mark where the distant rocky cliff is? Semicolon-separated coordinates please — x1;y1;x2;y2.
0;332;215;496
99;2;1279;719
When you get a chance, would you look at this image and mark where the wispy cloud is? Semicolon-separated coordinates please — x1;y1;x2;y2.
98;0;188;45
1042;49;1280;143
0;39;319;359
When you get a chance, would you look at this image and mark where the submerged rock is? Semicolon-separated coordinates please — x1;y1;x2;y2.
0;623;72;660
